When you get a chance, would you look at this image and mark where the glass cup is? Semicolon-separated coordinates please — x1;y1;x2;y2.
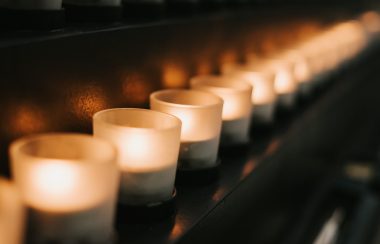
93;108;181;205
150;89;223;170
190;75;252;146
10;133;119;244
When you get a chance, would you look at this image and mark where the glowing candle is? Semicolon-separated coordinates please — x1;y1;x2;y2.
360;11;380;37
190;75;252;146
93;108;181;205
281;50;313;96
10;133;119;243
223;64;277;125
6;0;62;9
0;178;24;244
329;21;367;65
264;58;298;109
150;89;223;170
298;38;335;89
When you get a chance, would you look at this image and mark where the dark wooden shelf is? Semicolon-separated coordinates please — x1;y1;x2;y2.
114;44;380;244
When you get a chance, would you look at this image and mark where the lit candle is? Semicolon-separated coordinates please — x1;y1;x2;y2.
150;89;223;170
281;50;313;96
10;133;119;243
360;11;380;37
328;21;367;66
223;64;277;125
264;58;298;109
0;178;25;244
190;75;252;146
298;39;334;87
93;108;181;205
6;0;62;9
63;0;121;6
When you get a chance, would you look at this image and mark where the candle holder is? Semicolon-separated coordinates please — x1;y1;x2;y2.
266;58;298;110
63;0;122;22
10;133;119;244
0;178;25;244
190;75;252;147
150;89;223;173
223;65;278;126
0;0;64;30
93;108;181;210
282;50;314;98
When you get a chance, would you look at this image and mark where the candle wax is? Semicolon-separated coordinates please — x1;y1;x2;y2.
221;117;251;146
179;137;220;170
119;164;176;205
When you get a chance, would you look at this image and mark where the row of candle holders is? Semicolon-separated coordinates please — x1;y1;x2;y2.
1;11;380;244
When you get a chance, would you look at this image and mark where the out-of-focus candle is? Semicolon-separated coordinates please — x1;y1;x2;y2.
330;21;368;64
0;178;24;244
63;0;121;6
150;89;223;170
223;64;277;125
264;58;298;109
190;75;252;146
281;50;313;96
10;133;119;243
93;108;181;205
360;11;380;37
7;0;62;9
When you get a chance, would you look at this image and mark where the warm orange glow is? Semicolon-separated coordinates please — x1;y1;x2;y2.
360;11;380;34
261;37;277;56
174;110;197;140
267;60;297;95
245;52;259;64
9;104;47;136
224;65;277;105
162;63;189;88
169;218;186;241
283;50;312;83
29;162;80;211
240;159;257;179
196;60;213;75
219;50;238;65
297;22;322;40
69;85;108;123
0;179;24;244
212;187;226;202
264;138;281;156
122;72;152;105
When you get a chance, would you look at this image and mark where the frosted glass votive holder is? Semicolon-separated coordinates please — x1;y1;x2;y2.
190;75;252;146
150;89;223;170
10;133;119;244
223;65;278;125
93;108;181;206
